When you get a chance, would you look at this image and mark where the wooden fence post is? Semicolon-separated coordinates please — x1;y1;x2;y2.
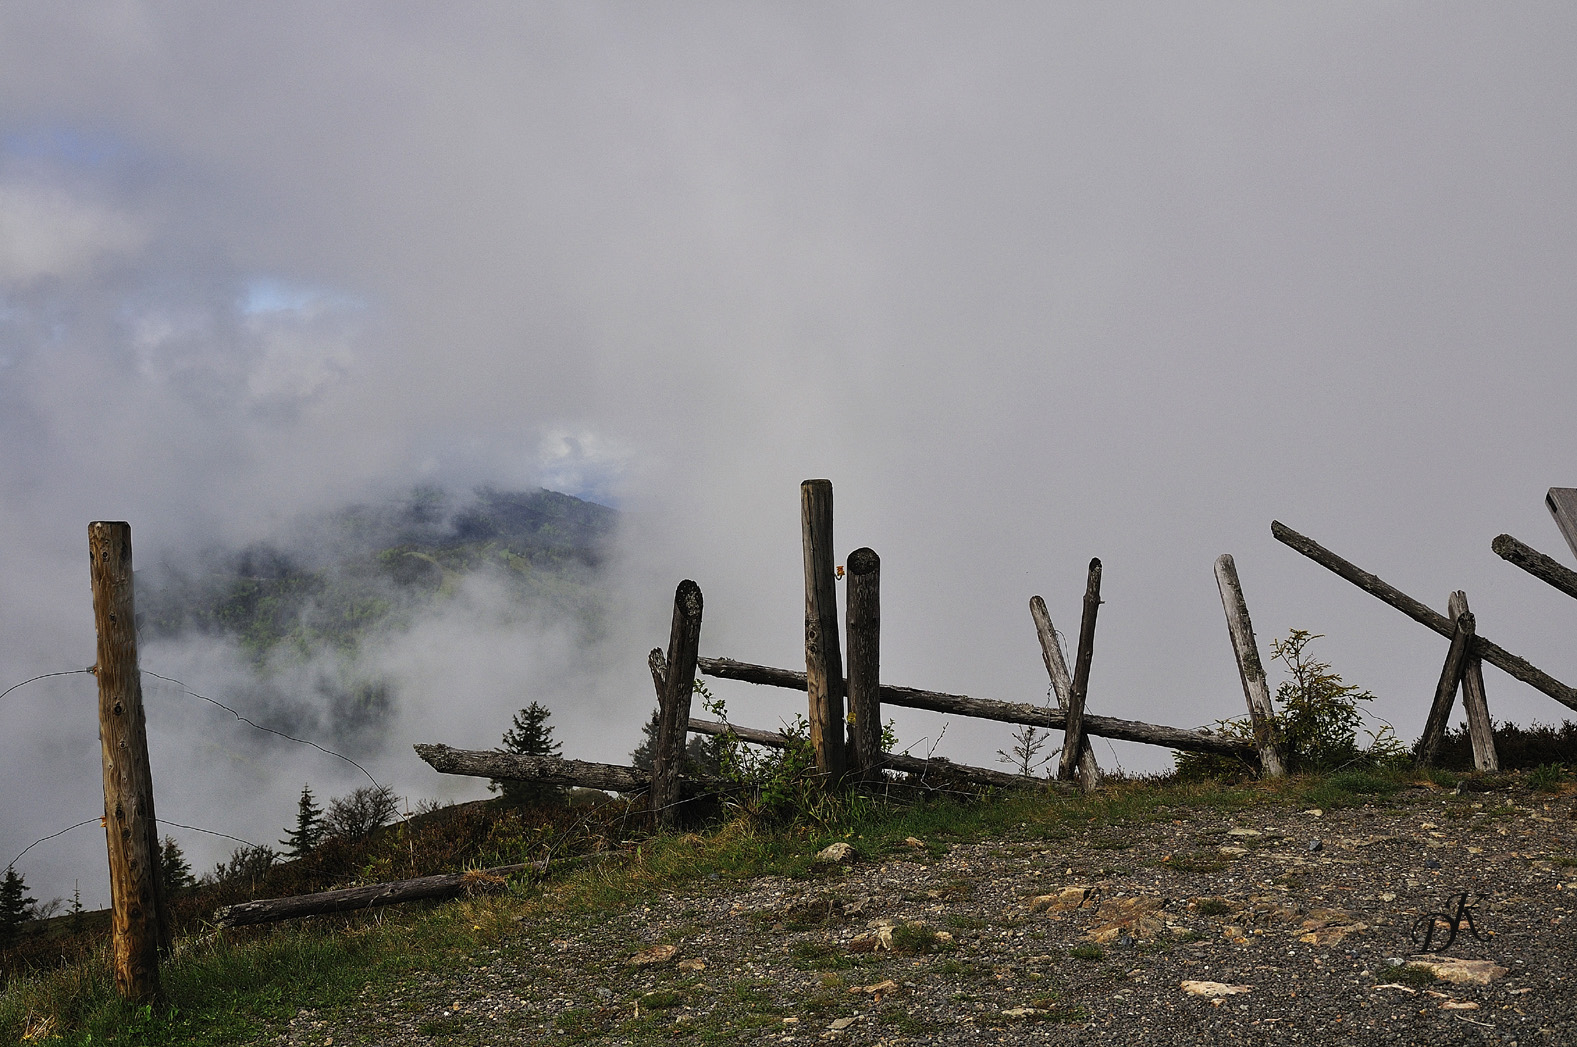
1547;488;1577;560
845;547;881;780
801;480;845;782
1415;609;1475;767
1449;591;1499;772
1272;520;1577;711
89;521;168;1002
1212;555;1286;777
651;580;703;827
1058;559;1101;786
1029;596;1098;788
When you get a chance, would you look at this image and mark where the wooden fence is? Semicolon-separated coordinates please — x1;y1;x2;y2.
76;486;1577;994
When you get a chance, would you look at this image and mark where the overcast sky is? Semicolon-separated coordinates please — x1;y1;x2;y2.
3;4;1576;902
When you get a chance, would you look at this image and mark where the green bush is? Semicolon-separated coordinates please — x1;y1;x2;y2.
1175;629;1405;780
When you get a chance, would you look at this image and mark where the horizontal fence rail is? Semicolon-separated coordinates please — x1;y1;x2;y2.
696;657;1258;761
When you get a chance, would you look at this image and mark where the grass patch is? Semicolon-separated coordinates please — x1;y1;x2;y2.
790;941;852;970
2;767;1500;1044
1195;897;1231;917
1393;964;1437;988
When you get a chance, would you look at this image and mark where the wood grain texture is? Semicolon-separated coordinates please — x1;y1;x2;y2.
651;580;703;826
1030;596;1098;788
1058;559;1101;786
1213;555;1286;778
1547;488;1577;561
1272;520;1577;711
214;863;539;928
801;480;845;780
1449;591;1499;773
696;658;1257;759
845;547;882;780
1414;611;1476;766
1493;533;1577;601
89;522;167;1002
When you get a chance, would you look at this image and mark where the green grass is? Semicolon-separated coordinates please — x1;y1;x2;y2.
7;766;1544;1045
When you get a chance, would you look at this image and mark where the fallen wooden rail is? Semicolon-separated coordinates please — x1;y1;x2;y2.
1271;521;1577;712
214;862;539;929
696;658;1257;760
686;717;1071;793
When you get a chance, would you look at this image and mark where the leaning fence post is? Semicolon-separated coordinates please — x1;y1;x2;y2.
1415;609;1475;767
1029;596;1098;789
1448;591;1498;772
651;580;703;827
802;480;845;783
89;521;168;1002
1213;555;1286;777
1058;559;1101;786
845;547;881;780
1547;488;1577;561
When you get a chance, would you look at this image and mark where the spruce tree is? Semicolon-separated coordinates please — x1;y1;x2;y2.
0;865;36;944
159;835;195;894
492;701;565;806
280;783;325;857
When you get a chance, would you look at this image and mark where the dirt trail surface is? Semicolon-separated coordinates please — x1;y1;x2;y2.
270;786;1577;1046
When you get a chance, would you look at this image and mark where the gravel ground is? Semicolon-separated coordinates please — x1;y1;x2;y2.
269;784;1577;1046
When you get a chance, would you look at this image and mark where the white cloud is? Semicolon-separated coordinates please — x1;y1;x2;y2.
0;180;145;283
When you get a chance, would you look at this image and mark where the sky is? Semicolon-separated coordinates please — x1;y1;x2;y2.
2;3;1576;904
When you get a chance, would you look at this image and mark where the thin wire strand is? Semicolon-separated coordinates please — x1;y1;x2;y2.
157;820;258;850
141;670;380;788
9;819;98;870
0;669;94;704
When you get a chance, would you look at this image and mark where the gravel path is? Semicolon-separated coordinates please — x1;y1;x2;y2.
269;784;1577;1046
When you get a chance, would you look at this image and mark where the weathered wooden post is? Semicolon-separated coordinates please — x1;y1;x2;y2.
845;547;881;780
1058;559;1101;786
1212;555;1286;778
1029;596;1098;789
89;521;168;1002
801;480;845;782
1414;608;1476;767
650;579;703;827
1547;488;1577;560
1448;591;1498;772
1272;520;1577;711
1492;534;1577;601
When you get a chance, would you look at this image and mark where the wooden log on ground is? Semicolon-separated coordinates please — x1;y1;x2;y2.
90;521;168;1002
214;863;540;929
685;718;1067;793
1271;520;1577;712
651;580;704;826
845;547;882;780
1415;611;1476;767
1213;555;1287;778
1492;534;1577;602
802;480;846;780
1547;488;1577;561
696;658;1256;759
1059;560;1102;786
1449;591;1499;773
1030;596;1098;788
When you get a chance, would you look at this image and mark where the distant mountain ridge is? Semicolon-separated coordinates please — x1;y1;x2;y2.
139;486;618;666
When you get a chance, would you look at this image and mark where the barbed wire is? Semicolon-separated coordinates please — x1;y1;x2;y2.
141;670;381;788
8;815;262;873
0;668;381;789
7;818;100;870
0;668;94;704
